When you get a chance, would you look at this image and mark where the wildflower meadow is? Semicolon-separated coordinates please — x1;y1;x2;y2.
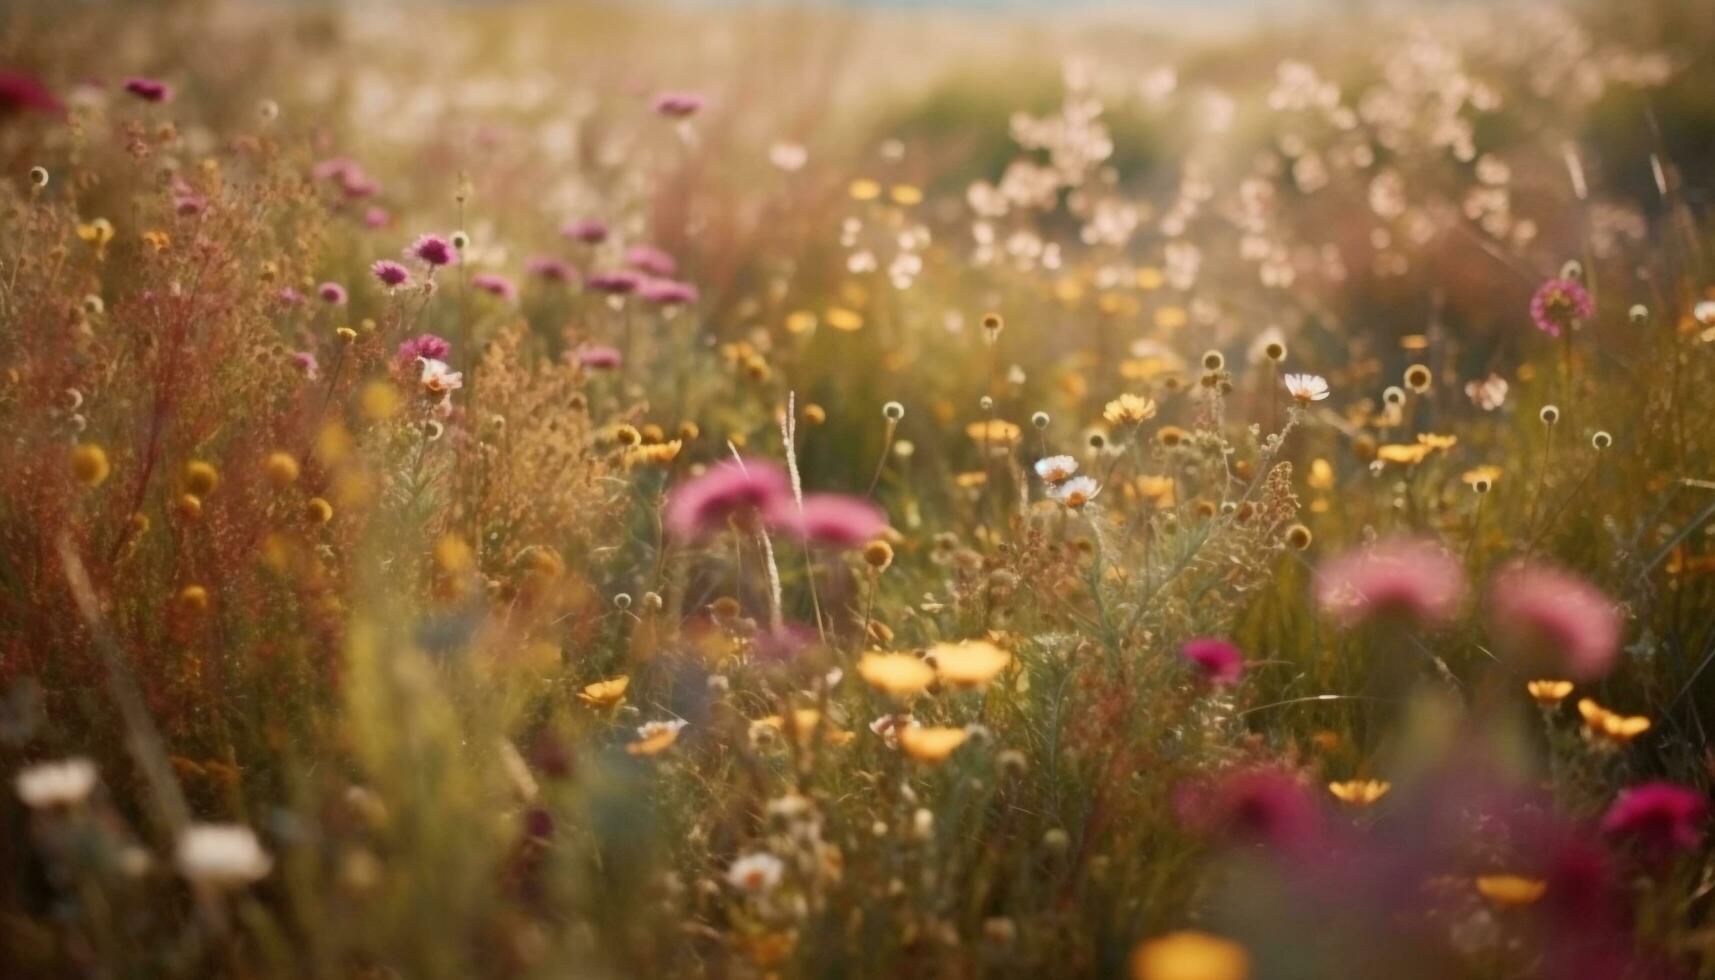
4;0;1715;976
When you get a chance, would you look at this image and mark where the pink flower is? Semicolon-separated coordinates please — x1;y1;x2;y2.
639;278;698;306
174;193;207;217
363;206;392;229
395;333;450;369
277;287;305;306
1316;536;1466;628
653;92;705;118
585;271;640;295
1488;562;1621;681
624;245;678;278
317;282;347;305
1601;783;1708;857
1181;638;1245;687
1529;278;1594;338
371;260;410;289
665;459;792;539
0;71;63;117
1180;768;1319;852
525;256;574;283
769;494;887;549
574;345;623;370
561;219;609;244
123;77;171;103
290;351;319;380
409;234;457;267
472;273;516;301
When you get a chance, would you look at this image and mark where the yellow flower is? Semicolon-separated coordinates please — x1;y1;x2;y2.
70;444;111;487
1376;443;1433;465
928;640;1011;689
785;310;817;334
577;676;630;708
858;652;935;697
1103;393;1159;426
183;460;220;496
1475;875;1547;907
141;229;171;252
1129;930;1250;980
1153;306;1188;330
1462;465;1502;486
1577;699;1650;743
1526;679;1573;707
1308;458;1335;490
624;440;682;469
753;709;852;747
898;725;968;764
966;419;1022;447
77;218;115;257
1416;432;1458;450
848;178;881;201
1135;476;1176;507
626;721;685;757
889;184;923;206
263;451;300;489
825;307;864;331
1327;779;1391;806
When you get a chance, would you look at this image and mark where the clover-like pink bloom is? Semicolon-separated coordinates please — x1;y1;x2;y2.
574;345;623;370
525;256;574;282
769;494;887;549
1178;767;1320;852
1488;562;1621;681
624;245;678;278
561;219;609;244
653;92;705;118
1316;536;1466;628
666;459;792;539
409;234;457;267
472;273;516;301
317;282;347;305
363;206;391;229
1529;277;1594;338
639;278;698;306
371;259;411;289
123;77;172;103
1601;783;1708;857
1181;638;1245;687
395;333;450;370
585;271;640;295
289;351;319;380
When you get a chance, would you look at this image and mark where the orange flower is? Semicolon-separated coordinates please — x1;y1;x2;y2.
1475;874;1547;906
1327;779;1391;806
898;726;968;763
1129;930;1250;980
1526;679;1573;707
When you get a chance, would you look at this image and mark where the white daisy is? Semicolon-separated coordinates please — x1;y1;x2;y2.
1048;475;1101;509
15;757;98;809
417;357;464;396
1033;455;1078;484
1283;373;1330;403
725;851;785;894
176;823;272;888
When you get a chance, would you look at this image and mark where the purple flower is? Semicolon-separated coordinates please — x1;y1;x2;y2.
561;219;609;244
290;351;320;380
652;92;705;118
574;345;623;370
624;245;678;278
585;271;641;295
1529;278;1594;338
638;278;698;306
525;256;574;283
409;234;457;268
395;333;450;370
1316;536;1466;628
123;77;172;103
371;260;411;289
472;273;516;301
665;459;792;539
0;71;63;117
768;494;887;549
317;282;348;305
1180;638;1245;687
1489;562;1621;681
1601;783;1708;857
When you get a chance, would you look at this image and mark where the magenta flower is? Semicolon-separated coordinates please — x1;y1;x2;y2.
768;494;887;549
1601;783;1708;857
1181;638;1245;687
371;259;411;289
0;71;63;117
1488;562;1621;681
395;333;450;370
575;345;623;370
1529;278;1594;338
653;92;705;118
665;459;792;539
1179;768;1319;852
122;77;172;103
624;245;678;278
472;273;516;301
409;234;457;268
525;256;574;282
1316;536;1466;628
561;219;609;244
639;279;699;306
585;271;641;295
290;351;320;380
317;282;348;305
